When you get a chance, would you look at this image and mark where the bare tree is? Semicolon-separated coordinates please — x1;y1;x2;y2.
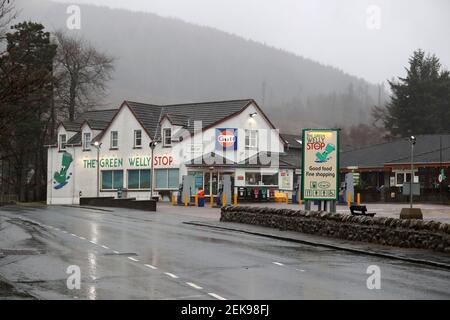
54;30;114;121
0;0;16;43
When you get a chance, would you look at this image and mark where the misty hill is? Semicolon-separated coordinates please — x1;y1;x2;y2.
15;0;386;133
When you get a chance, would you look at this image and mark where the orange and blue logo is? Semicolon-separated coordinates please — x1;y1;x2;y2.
216;128;238;151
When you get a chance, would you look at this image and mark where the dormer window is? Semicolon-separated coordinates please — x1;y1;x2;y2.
110;131;118;149
59;134;67;150
134;130;142;148
163;128;171;147
83;132;91;150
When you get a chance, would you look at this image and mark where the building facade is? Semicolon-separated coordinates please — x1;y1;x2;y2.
46;99;299;205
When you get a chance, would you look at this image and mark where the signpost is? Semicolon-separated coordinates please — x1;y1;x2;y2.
301;129;339;210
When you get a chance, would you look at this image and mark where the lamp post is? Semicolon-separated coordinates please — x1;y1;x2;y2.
409;136;416;209
149;140;158;200
94;141;101;197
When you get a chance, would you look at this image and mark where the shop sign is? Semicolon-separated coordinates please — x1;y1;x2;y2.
301;129;339;200
83;155;174;169
216;128;238;151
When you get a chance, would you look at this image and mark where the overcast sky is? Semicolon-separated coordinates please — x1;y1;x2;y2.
54;0;450;84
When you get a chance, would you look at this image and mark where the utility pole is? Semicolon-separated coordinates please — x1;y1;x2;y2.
94;141;101;197
410;136;416;209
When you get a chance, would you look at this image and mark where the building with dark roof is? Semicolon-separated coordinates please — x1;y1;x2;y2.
340;135;450;202
46;99;294;204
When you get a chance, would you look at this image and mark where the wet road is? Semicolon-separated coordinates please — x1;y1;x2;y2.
0;205;449;300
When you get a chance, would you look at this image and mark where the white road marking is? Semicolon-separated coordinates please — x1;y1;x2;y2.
144;264;157;270
70;234;77;237
164;272;179;279
101;245;109;249
295;268;305;272
89;240;97;245
208;293;226;300
90;275;96;280
128;257;139;262
79;236;86;240
186;282;203;290
273;262;284;266
113;250;119;254
61;230;68;234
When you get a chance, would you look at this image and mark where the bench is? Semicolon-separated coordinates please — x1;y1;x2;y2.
350;205;376;217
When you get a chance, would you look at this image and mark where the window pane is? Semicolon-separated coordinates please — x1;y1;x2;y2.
140;170;151;188
164;128;171;146
102;171;113;189
262;173;278;186
128;170;139;189
397;173;404;185
156;169;168;188
113;171;123;189
405;173;412;183
168;169;179;188
245;172;261;185
135;130;142;147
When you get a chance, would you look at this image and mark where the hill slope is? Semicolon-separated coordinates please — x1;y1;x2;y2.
15;0;384;132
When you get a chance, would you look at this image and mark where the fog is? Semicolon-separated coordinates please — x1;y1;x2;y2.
53;0;450;84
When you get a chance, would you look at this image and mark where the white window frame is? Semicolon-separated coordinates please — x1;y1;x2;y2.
163;128;172;147
59;134;67;150
83;132;91;150
110;131;118;149
245;129;258;149
134;130;142;148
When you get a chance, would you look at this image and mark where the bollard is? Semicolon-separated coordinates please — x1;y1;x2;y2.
233;193;237;206
184;194;188;207
222;193;227;207
195;195;198;207
172;194;176;206
357;193;361;206
285;193;289;205
299;195;302;207
347;192;351;208
210;195;214;208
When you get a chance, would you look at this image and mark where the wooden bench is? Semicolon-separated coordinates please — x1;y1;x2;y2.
350;205;376;217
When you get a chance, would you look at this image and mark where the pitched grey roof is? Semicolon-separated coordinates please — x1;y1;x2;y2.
61;109;118;132
126;99;253;139
341;134;450;168
66;132;81;145
280;133;302;149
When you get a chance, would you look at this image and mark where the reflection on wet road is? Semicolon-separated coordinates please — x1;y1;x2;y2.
0;205;449;300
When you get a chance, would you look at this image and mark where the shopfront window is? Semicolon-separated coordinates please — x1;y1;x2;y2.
262;172;278;186
128;169;151;189
102;170;123;190
155;169;179;189
245;172;261;185
245;171;278;186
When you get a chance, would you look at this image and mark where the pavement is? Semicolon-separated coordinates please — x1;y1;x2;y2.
0;203;450;300
162;201;450;223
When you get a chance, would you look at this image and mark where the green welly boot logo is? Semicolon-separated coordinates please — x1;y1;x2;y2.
53;152;73;190
315;143;335;163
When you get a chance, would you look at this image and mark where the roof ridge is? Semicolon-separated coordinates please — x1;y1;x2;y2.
342;134;450;154
163;98;253;107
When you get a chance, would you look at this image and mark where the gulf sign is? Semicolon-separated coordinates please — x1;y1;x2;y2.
216;128;238;151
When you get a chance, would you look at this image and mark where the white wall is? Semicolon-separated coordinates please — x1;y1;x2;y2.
47;102;288;204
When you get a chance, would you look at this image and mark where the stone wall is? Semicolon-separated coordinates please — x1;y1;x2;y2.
221;206;450;253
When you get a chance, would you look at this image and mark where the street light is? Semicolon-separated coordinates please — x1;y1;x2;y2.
409;136;416;209
94;141;102;198
149;140;158;200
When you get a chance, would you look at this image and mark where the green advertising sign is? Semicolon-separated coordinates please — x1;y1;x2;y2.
301;129;340;201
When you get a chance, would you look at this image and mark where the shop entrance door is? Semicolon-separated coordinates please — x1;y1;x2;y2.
204;171;219;196
204;171;234;196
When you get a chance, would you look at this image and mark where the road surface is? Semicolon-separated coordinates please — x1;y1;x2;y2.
0;205;449;300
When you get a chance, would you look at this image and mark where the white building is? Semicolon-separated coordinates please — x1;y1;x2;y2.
46;99;301;205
